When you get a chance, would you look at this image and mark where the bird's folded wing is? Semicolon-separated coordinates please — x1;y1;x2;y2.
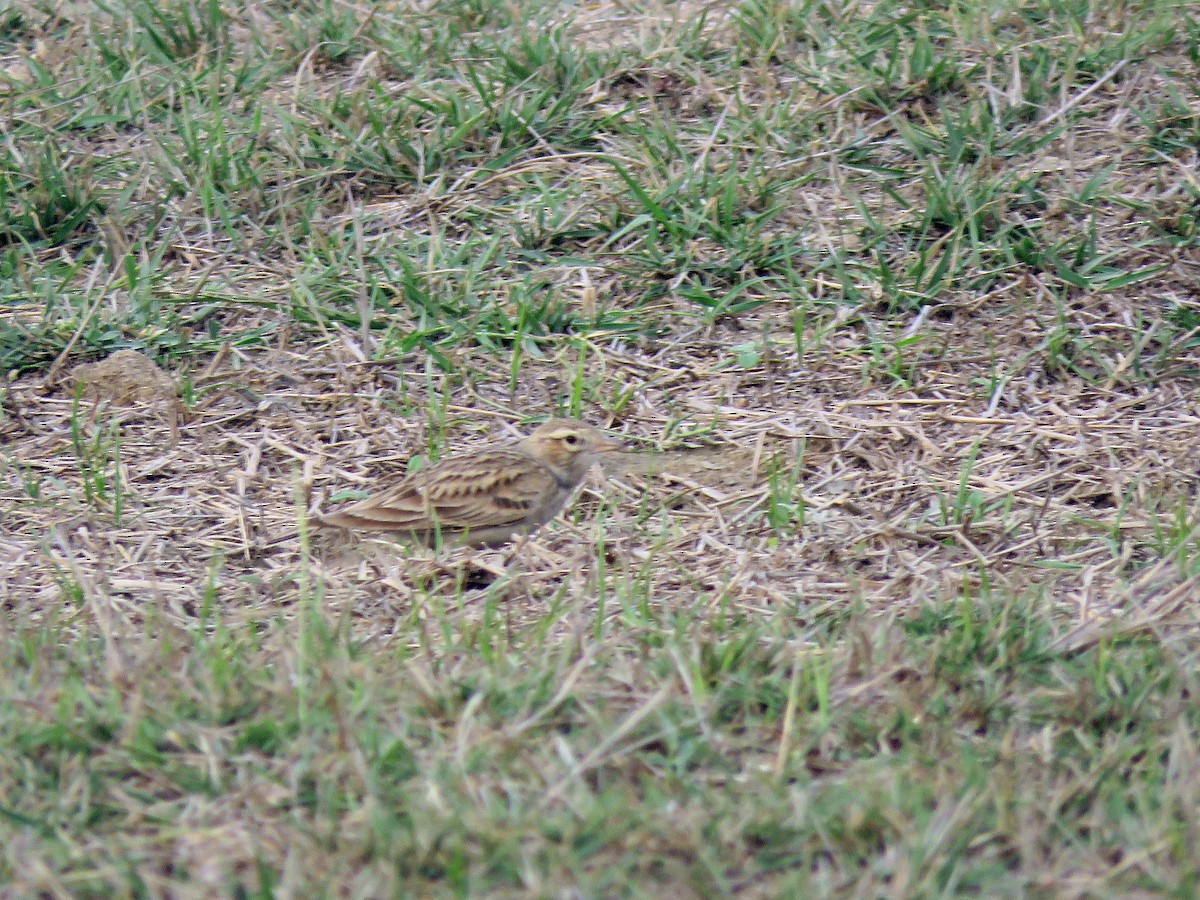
321;449;556;532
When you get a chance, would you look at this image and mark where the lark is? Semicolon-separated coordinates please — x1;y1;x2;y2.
315;418;624;547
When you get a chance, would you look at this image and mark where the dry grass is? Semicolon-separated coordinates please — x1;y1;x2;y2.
4;0;1200;895
11;296;1198;634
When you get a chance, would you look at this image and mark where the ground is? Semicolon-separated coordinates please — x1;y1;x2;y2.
3;0;1200;895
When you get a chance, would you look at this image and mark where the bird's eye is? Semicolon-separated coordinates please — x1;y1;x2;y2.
564;434;580;446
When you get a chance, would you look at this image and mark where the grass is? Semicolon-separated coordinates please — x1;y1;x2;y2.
4;0;1200;894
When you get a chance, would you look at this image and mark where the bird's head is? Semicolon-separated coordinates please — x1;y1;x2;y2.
520;418;625;476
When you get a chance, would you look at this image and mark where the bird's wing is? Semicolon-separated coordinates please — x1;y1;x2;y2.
319;449;556;532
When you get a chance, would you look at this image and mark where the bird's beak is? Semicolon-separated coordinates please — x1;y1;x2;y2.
594;435;626;454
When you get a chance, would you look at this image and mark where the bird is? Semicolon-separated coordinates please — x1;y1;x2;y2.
314;418;624;547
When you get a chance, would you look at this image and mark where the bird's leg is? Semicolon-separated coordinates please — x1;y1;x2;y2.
502;530;536;574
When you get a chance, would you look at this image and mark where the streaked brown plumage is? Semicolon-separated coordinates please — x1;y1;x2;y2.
315;418;623;547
